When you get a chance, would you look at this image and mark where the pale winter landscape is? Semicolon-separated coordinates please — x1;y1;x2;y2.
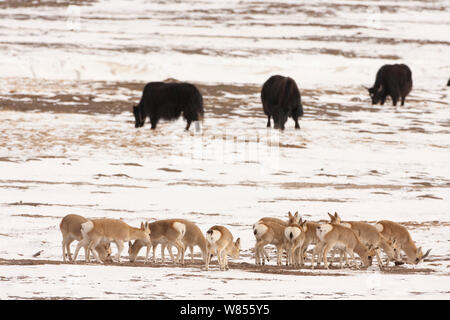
0;0;449;300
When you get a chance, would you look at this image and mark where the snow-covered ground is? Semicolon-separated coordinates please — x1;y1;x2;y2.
0;0;449;299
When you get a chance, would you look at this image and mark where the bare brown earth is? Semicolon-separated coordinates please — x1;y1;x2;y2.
0;257;439;276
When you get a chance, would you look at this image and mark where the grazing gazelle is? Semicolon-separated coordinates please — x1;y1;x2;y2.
253;211;300;264
74;218;151;263
313;223;376;269
128;219;207;265
59;214;111;263
375;220;431;264
284;219;307;266
256;211;300;227
253;220;289;266
327;213;400;268
205;225;241;270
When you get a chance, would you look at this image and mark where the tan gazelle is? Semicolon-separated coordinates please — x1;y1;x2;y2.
128;219;207;265
313;223;376;269
252;211;300;264
59;214;111;263
74;218;151;263
284;218;307;266
375;220;431;265
205;225;241;270
253;220;288;266
327;212;400;268
297;220;321;267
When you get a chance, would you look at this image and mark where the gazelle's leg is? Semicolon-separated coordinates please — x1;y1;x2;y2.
62;237;67;262
322;244;332;269
72;238;86;262
276;245;283;266
160;243;165;263
153;244;158;263
167;244;175;262
285;244;291;266
205;246;211;270
115;240;124;263
255;244;260;265
375;249;383;270
216;248;223;270
87;239;102;263
223;251;229;270
145;245;151;263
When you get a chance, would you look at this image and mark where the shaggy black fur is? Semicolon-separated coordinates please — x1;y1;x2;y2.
368;64;413;106
261;75;303;130
133;82;204;130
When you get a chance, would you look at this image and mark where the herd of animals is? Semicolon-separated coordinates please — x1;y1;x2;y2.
133;63;448;131
56;62;445;271
59;212;431;271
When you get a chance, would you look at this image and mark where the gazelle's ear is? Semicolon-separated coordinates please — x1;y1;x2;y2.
140;222;144;230
128;241;132;247
288;211;292;217
294;211;298;217
235;238;241;248
334;212;339;218
302;220;307;232
328;212;334;220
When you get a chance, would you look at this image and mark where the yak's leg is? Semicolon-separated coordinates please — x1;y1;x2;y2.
266;116;271;128
150;119;158;130
401;95;406;106
392;95;398;106
291;109;300;129
294;117;300;129
185;120;192;131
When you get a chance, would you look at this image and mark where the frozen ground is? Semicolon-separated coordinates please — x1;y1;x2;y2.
0;0;449;299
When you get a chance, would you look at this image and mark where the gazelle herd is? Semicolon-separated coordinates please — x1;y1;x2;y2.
59;211;430;271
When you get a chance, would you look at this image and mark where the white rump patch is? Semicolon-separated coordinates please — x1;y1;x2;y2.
173;222;186;237
316;223;333;241
206;229;222;244
375;223;384;233
341;222;352;229
284;226;301;241
253;223;268;239
81;220;94;236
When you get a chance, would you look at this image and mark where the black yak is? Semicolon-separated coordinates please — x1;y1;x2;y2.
367;64;412;106
133;82;204;130
261;75;303;130
447;78;450;86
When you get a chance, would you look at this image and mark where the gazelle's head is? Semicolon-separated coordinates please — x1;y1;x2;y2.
140;221;151;244
229;238;241;259
288;211;300;224
98;243;113;262
327;212;341;224
362;244;378;267
411;247;431;265
128;240;145;263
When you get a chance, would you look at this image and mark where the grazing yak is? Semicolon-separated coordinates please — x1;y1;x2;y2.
133;82;204;130
261;75;303;130
447;78;450;86
367;64;412;106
